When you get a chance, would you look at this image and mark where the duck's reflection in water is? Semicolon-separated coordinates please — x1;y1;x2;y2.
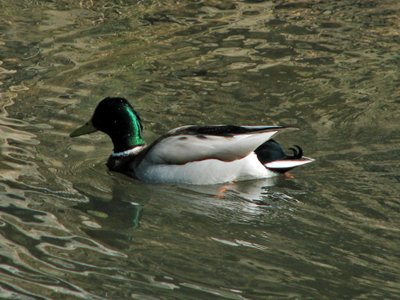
179;176;279;202
72;181;145;248
72;174;300;247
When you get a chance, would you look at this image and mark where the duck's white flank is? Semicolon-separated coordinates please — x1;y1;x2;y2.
135;152;277;185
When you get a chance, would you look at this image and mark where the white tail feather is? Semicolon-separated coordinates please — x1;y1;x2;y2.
265;157;314;170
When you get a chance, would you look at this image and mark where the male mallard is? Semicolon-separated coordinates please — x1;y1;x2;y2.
70;97;314;185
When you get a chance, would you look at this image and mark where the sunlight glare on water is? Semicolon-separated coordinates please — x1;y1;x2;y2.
0;1;399;299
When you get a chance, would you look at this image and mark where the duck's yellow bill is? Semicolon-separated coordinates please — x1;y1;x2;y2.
70;120;97;137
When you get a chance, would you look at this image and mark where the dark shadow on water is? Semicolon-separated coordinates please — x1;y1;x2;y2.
71;173;303;248
72;180;144;248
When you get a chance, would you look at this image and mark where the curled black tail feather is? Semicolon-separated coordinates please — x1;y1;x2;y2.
255;140;304;164
287;145;303;159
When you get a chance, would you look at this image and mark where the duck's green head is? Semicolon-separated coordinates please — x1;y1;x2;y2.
70;97;145;152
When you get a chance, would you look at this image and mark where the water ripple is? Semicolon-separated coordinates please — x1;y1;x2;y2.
0;0;399;299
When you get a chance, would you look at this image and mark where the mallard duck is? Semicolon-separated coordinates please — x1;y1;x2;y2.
70;97;314;185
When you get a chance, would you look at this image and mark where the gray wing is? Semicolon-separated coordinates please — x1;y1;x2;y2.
144;125;290;165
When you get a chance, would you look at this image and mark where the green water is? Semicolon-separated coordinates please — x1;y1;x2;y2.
1;1;399;299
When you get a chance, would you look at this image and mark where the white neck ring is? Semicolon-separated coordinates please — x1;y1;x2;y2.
111;146;145;157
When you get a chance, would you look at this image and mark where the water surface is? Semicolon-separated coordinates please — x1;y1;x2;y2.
0;1;399;299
